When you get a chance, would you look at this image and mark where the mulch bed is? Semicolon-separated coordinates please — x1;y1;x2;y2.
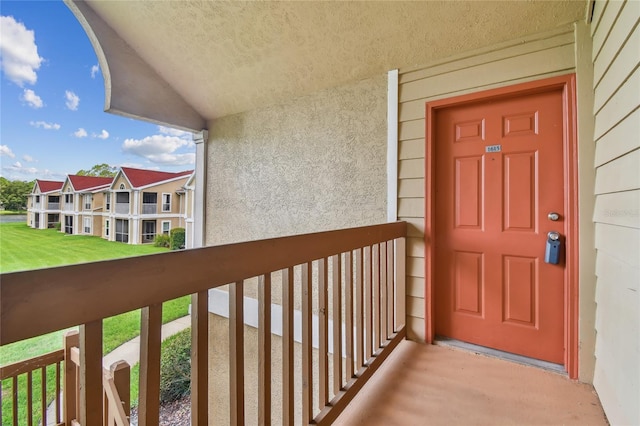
129;396;190;426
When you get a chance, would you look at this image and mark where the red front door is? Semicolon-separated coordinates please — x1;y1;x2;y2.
434;87;566;364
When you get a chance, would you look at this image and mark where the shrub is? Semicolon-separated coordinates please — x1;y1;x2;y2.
154;234;170;248
170;227;185;250
159;328;191;403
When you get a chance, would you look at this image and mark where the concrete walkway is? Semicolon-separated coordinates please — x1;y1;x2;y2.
45;316;191;425
103;315;191;368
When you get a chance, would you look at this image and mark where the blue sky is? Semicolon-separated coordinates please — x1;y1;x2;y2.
0;1;195;181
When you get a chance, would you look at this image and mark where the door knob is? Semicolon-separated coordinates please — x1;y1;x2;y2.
548;212;560;221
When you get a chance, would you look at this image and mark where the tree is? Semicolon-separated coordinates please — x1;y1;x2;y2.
0;178;34;211
76;163;117;177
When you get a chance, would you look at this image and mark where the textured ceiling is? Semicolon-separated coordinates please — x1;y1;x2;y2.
75;0;586;125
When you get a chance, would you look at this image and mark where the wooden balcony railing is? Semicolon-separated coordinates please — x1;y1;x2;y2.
0;222;406;425
0;331;130;426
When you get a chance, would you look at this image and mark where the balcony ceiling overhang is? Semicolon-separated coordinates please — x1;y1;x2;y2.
66;1;586;131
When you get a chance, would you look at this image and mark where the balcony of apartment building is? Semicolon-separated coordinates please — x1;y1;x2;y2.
0;222;605;426
46;196;61;211
115;192;130;215
63;194;74;212
142;192;158;215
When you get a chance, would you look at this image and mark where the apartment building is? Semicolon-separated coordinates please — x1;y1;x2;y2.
105;167;193;244
27;167;194;245
27;179;64;229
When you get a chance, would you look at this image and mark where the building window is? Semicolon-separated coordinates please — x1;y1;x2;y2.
119;183;125;190
162;193;171;212
84;194;91;210
142;192;158;214
105;219;110;237
115;219;129;243
64;216;73;234
35;195;40;203
162;221;171;235
65;194;73;203
142;220;156;243
84;217;91;234
106;193;111;211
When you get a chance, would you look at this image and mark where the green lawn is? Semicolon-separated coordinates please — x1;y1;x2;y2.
0;222;191;424
0;222;168;273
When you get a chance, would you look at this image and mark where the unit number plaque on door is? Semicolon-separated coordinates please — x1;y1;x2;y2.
485;144;502;153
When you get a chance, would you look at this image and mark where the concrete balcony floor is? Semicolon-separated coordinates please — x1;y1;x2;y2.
335;341;607;426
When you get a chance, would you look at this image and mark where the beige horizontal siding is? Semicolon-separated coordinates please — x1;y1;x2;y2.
399;138;425;160
594;148;640;194
591;2;640;424
595;223;640;267
399;44;575;103
593;189;640;228
593;67;640;139
398;178;424;198
593;23;639;111
397;25;577;343
594;108;640;166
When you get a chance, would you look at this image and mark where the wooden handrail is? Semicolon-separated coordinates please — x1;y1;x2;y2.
1;222;408;425
0;349;64;380
1;221;406;345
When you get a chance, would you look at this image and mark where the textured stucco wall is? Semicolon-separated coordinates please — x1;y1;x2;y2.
206;74;387;245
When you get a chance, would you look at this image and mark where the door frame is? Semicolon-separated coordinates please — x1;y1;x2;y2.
424;74;579;378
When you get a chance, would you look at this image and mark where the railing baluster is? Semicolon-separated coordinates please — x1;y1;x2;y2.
395;237;407;330
318;258;329;408
373;244;380;351
282;267;294;426
12;376;18;426
387;240;395;336
80;320;103;425
56;361;61;423
364;246;372;362
230;280;245;425
191;290;209;426
41;367;47;426
355;248;364;370
111;360;131;420
258;274;272;426
64;331;79;424
138;304;162;426
345;251;354;379
381;243;388;343
301;263;313;423
27;371;33;425
332;254;342;395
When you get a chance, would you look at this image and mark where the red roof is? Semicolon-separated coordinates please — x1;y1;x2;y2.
120;167;193;188
68;175;114;191
36;179;64;193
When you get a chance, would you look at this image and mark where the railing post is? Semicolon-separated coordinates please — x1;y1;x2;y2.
80;320;103;425
64;330;79;425
138;304;162;426
191;291;209;426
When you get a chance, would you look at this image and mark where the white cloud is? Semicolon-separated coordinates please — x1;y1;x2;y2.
65;90;80;110
21;88;43;108
91;64;99;78
158;126;193;139
22;154;35;162
30;120;60;130
122;134;195;166
0;16;43;86
0;145;16;158
2;161;62;179
93;129;109;139
74;128;88;138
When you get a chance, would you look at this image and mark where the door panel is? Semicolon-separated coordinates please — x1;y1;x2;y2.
434;88;565;364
